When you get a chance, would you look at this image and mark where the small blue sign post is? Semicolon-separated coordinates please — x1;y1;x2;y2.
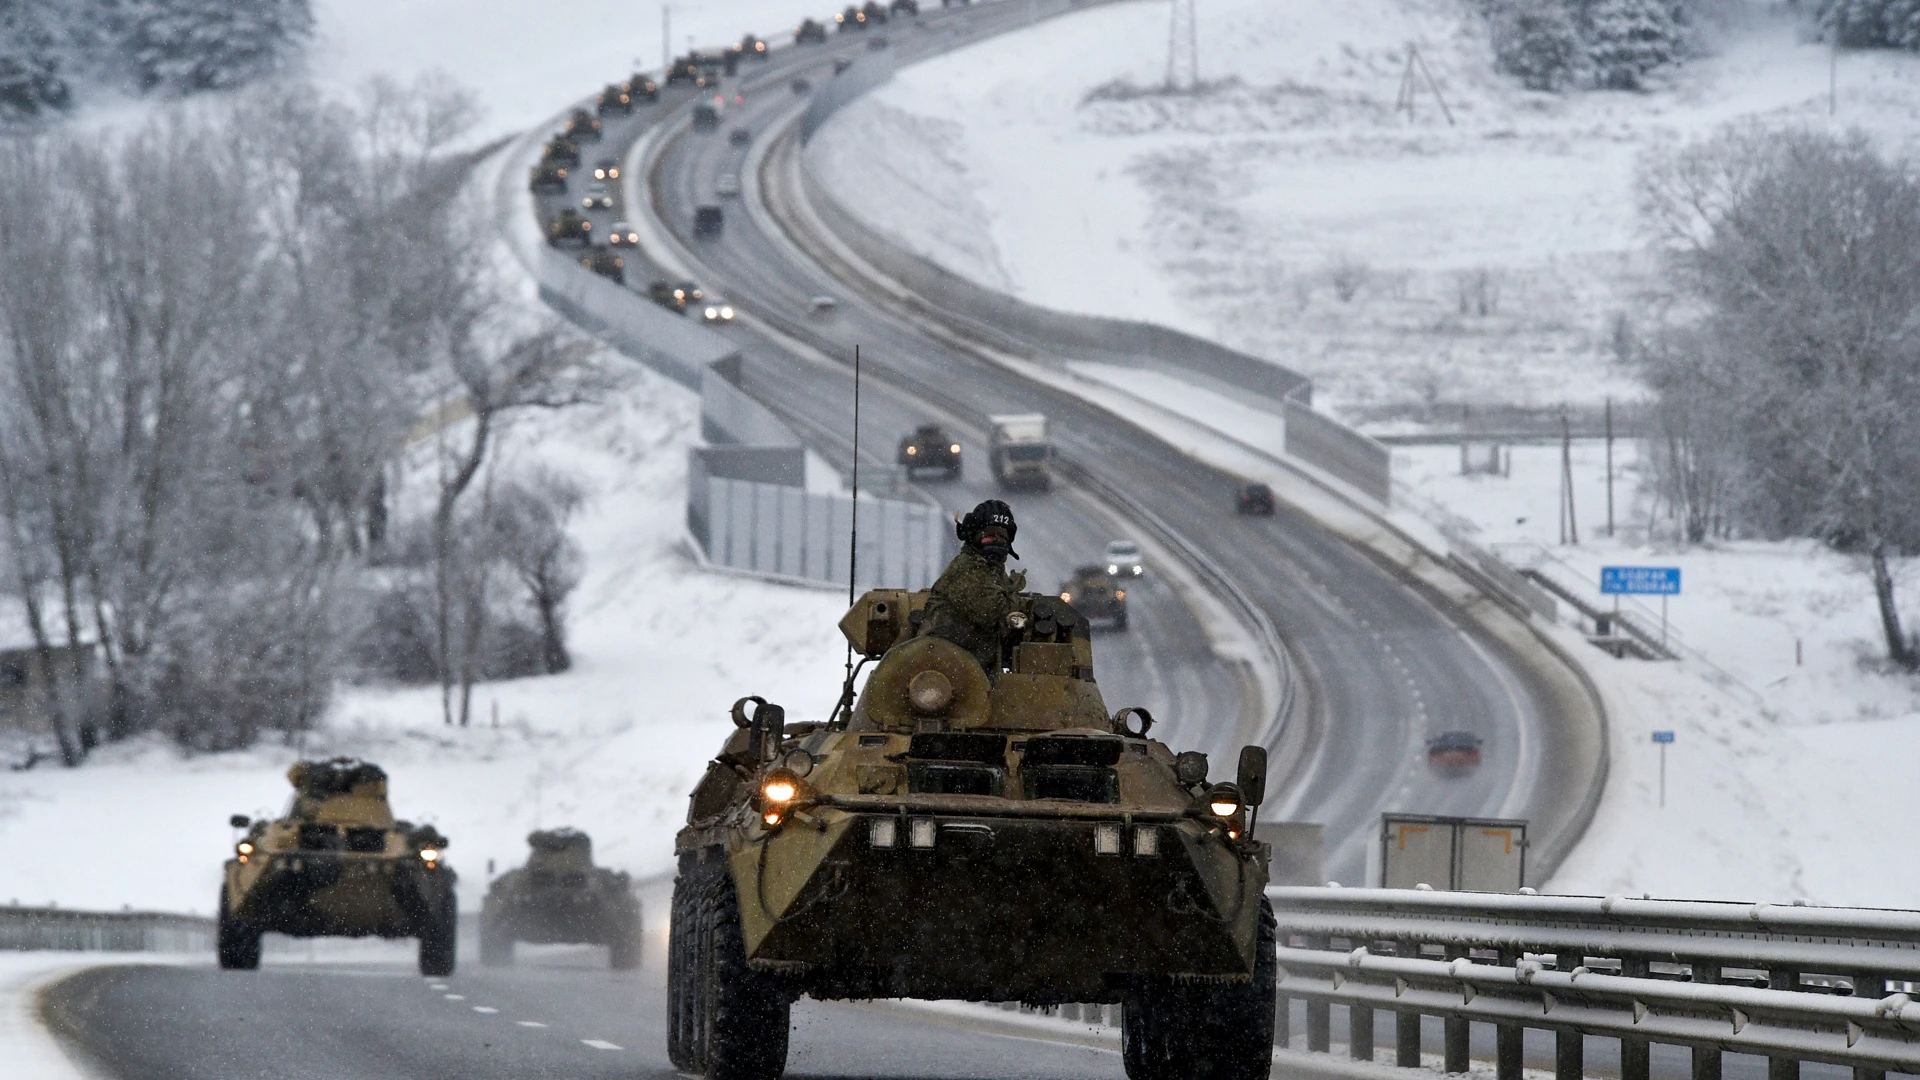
1651;730;1675;807
1602;567;1682;648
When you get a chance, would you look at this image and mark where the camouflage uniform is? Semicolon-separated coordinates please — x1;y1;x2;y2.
919;545;1026;672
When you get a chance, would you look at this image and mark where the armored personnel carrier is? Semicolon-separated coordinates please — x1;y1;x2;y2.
481;828;642;969
543;136;581;169
1061;564;1128;630
219;759;456;975
580;246;625;283
565;108;603;143
548;208;593;247
597;83;634;115
670;590;1276;1080
896;423;961;480
529;160;569;196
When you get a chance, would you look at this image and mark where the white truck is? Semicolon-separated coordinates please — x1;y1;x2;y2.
988;413;1053;490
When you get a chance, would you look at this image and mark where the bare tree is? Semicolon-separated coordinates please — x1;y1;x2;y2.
490;471;586;675
1640;126;1920;666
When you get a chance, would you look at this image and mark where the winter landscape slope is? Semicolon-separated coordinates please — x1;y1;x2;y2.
800;0;1920;904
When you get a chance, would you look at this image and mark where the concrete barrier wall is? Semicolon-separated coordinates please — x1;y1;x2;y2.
705;476;953;591
0;907;214;953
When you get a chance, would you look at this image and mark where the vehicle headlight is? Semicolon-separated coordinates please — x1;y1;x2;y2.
1132;565;1143;576
950;443;961;453
1059;591;1072;602
1206;783;1243;819
906;446;917;455
704;306;719;319
609;167;620;178
720;306;734;319
1107;564;1119;575
1093;822;1123;856
419;847;441;864
761;770;801;806
236;841;254;856
869;818;898;848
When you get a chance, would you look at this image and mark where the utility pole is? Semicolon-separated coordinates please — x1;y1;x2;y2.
1605;397;1615;538
662;4;672;72
1560;406;1578;545
1166;0;1198;92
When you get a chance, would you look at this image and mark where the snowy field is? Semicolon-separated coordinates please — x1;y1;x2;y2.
808;0;1920;423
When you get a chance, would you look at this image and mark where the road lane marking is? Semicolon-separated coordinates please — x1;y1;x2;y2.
428;983;449;990
583;1039;623;1050
473;1006;498;1014
517;1021;547;1028
444;994;466;1001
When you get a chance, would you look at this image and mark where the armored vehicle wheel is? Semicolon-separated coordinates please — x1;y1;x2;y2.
608;912;642;971
480;911;515;967
215;886;261;970
667;866;701;1071
676;857;789;1080
418;895;458;977
1123;899;1276;1080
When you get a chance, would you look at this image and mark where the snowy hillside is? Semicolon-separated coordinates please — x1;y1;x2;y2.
809;0;1920;424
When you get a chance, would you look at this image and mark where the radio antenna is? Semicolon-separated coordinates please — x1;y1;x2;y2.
838;344;862;726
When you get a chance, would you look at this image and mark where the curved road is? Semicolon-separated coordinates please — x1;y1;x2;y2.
620;4;1578;886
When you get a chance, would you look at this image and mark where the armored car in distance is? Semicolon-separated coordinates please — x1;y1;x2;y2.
482;828;642;969
219;759;456;976
669;589;1276;1080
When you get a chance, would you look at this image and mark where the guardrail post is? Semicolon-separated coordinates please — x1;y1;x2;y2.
1556;953;1584;1080
1767;970;1800;1080
1853;974;1887;1080
1351;999;1375;1062
1306;935;1330;1052
1275;987;1291;1049
1620;957;1651;1080
1444;946;1470;1073
1496;949;1523;1080
1397;941;1423;1067
1691;961;1722;1080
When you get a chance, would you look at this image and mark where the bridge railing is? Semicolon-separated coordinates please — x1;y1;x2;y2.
1268;886;1920;1080
0;906;214;954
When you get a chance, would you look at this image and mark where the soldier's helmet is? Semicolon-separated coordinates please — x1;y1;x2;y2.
955;499;1017;553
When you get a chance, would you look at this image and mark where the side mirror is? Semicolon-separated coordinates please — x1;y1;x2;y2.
1237;746;1267;808
229;814;251;829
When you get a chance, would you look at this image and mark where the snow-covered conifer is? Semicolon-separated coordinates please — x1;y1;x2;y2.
0;0;72;117
1490;0;1582;91
123;0;313;93
1586;0;1679;89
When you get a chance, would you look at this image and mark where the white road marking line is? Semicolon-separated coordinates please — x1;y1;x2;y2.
444;994;466;1001
473;1006;498;1014
582;1039;624;1050
428;983;449;990
517;1021;548;1028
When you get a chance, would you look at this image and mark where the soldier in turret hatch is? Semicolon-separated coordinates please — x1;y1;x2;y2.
918;499;1027;672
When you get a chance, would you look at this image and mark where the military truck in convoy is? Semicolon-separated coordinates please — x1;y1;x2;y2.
548;208;593;247
796;17;829;43
669;590;1276;1080
597;83;634;115
581;246;625;284
529;160;569;195
989;413;1053;490
219;759;456;975
481;828;642;969
896;423;962;480
565;108;603;143
1060;565;1128;631
543;136;581;169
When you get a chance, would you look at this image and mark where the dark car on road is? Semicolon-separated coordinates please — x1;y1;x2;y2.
580;246;625;284
728;127;751;147
694;205;724;238
897;423;962;479
591;158;620;182
1060;564;1127;630
1237;482;1275;515
692;103;721;132
1427;731;1484;775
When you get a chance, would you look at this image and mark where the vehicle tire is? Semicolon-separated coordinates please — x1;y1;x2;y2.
216;885;262;971
480;908;514;967
1124;899;1276;1080
609;912;642;971
698;865;789;1080
418;891;458;978
667;866;698;1071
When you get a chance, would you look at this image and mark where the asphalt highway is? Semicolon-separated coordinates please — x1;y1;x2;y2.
587;3;1580;886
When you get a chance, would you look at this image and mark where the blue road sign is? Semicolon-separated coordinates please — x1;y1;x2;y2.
1602;566;1681;596
1651;731;1675;744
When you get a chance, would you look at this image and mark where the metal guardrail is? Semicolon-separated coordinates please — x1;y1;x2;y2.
0;906;215;953
1268;886;1920;1080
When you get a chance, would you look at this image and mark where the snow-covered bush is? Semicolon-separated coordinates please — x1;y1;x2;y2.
1487;0;1583;90
1586;0;1682;89
1817;0;1920;50
0;0;71;118
122;0;314;93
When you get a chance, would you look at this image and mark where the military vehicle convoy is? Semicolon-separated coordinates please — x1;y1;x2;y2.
670;590;1276;1080
481;828;642;969
548;208;593;247
581;246;626;283
529;160;569;196
565;108;603;143
219;759;456;976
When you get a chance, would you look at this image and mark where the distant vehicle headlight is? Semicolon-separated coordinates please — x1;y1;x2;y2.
720;306;734;319
704;306;719;319
949;443;961;453
1132;565;1143;576
761;770;801;806
236;841;254;856
906;446;917;455
1059;591;1072;602
1107;564;1119;575
419;847;441;864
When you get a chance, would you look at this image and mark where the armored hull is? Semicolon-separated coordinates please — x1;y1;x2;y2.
482;829;641;968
